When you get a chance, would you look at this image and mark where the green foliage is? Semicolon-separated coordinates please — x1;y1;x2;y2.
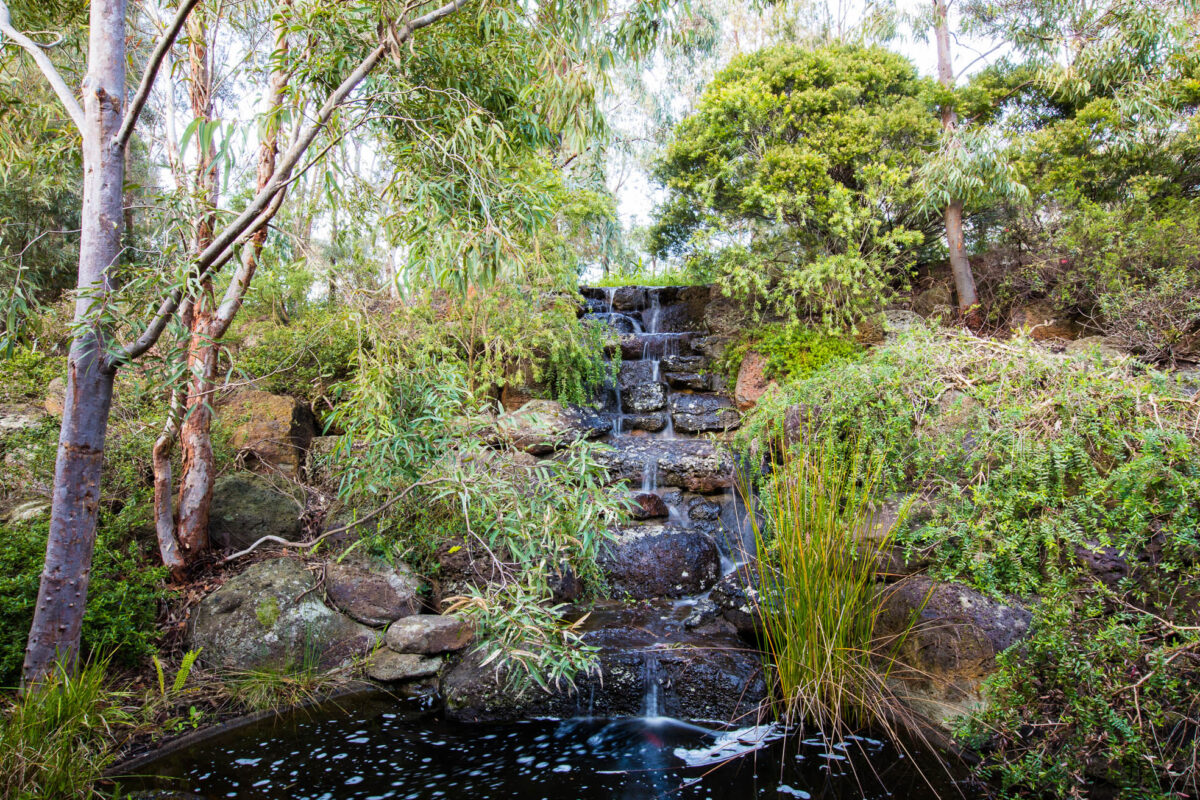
738;326;1200;792
0;662;127;799
649;44;941;327
749;443;918;731
324;314;626;688
997;195;1200;363
0;347;65;404
590;262;695;287
714;324;862;388
0;517;165;688
736;326;1200;599
0;1;86;345
232;308;360;406
969;587;1200;798
448;578;601;693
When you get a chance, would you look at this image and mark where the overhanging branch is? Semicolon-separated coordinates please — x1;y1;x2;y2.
111;0;472;366
0;0;85;131
116;0;203;149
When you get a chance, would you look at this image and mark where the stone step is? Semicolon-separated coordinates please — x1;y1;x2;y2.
595;437;734;493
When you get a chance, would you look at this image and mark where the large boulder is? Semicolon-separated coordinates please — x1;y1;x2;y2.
1010;300;1081;341
1065;335;1128;361
875;577;1032;730
601;524;721;599
443;601;766;723
491;399;610;455
0;403;46;437
912;284;954;318
670;393;740;434
595;438;734;494
222;389;315;477
324;554;424;627
188;557;377;671
703;293;753;338
209;473;305;550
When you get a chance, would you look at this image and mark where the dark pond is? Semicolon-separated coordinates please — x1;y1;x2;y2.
121;697;970;799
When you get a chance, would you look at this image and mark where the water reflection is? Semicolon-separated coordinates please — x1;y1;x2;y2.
122;702;964;799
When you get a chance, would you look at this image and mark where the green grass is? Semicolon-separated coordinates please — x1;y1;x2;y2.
588;265;695;287
0;663;128;799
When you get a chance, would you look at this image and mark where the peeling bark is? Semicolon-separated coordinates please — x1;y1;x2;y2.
22;0;126;686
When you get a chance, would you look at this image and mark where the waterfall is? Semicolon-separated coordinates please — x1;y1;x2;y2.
640;456;658;494
642;652;661;718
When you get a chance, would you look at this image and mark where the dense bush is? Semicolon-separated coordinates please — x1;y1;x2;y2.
320;299;626;688
231;308;360;406
737;326;1199;597
714;324;862;388
970;587;1200;799
0;515;165;687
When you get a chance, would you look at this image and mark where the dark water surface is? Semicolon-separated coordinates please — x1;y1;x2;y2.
122;698;968;800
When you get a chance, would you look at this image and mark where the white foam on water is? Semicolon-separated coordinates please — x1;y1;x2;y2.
672;724;785;768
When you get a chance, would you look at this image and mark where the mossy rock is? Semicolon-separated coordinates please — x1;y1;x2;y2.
188;557;377;671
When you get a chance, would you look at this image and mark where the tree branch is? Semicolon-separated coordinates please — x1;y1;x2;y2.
111;0;471;365
116;0;203;149
0;0;85;131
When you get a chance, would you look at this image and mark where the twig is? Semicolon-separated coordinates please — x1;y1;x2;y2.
219;474;447;563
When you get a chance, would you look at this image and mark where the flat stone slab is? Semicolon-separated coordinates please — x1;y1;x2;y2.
367;651;443;682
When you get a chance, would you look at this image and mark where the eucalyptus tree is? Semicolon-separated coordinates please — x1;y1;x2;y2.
2;0;685;686
0;0;475;686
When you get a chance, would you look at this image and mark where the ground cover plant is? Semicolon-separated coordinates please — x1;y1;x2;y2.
735;324;1200;796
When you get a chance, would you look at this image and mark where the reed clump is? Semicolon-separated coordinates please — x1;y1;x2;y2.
748;442;920;734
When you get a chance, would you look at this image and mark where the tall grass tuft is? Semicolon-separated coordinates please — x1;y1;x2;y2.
0;662;128;798
748;441;918;734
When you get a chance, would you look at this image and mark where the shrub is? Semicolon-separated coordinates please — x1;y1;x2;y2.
970;587;1200;799
714;324;862;388
325;334;626;689
232;308;360;405
0;516;165;687
749;442;918;733
0;346;65;404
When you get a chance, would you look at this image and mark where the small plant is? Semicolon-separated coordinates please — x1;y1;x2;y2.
0;662;129;799
747;441;921;734
446;578;600;693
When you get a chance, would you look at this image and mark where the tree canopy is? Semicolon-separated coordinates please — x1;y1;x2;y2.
648;44;942;326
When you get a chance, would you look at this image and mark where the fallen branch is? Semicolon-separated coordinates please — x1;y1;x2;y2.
219;474;448;563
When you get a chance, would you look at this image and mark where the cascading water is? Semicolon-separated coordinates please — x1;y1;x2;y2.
642;653;662;718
